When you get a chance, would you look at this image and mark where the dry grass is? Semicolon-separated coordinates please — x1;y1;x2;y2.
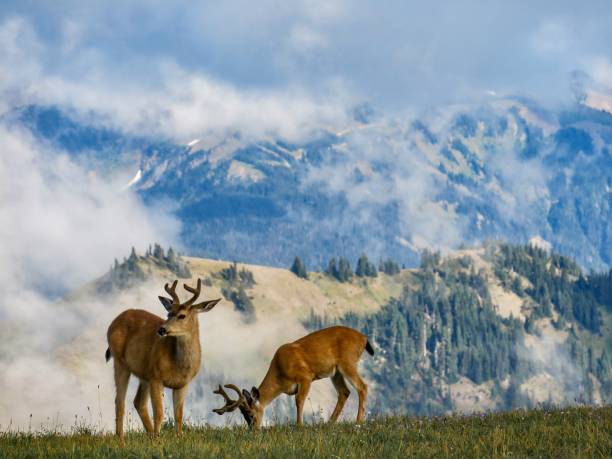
182;257;405;320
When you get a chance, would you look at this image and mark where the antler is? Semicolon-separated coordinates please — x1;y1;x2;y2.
182;278;202;308
212;384;245;415
163;280;180;305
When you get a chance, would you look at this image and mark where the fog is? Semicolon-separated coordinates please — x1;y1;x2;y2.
0;277;342;431
0;125;343;431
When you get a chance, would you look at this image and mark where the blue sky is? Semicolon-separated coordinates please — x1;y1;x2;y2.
1;1;612;140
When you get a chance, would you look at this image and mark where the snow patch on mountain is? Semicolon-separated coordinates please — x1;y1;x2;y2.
227;160;266;183
122;169;142;190
584;90;612;114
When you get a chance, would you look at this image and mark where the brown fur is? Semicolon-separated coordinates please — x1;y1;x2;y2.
216;325;372;429
106;280;219;442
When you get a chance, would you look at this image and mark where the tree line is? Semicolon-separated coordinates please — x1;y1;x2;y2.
98;244;191;292
290;254;401;281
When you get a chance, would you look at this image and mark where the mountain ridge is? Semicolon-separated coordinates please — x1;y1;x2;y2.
8;99;611;271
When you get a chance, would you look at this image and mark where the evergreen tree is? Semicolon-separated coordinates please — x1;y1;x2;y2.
337;257;353;282
126;247;139;270
221;262;239;282
379;258;400;275
596;349;610;380
239;268;255;288
222;285;256;323
326;257;339;279
589;269;612;311
420;249;441;271
166;246;177;265
511;276;523;296
290;256;308;279
153;243;164;260
356;254;377;277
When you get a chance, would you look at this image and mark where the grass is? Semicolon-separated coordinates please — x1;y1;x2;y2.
1;406;610;458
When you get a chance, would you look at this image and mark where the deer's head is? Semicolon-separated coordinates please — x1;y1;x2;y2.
157;279;221;337
212;384;264;429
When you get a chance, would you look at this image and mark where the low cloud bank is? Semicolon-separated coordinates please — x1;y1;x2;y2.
0;126;177;430
0;123;361;432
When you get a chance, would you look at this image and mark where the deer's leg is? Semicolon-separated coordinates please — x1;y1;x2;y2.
113;363;130;443
341;367;368;423
329;372;351;422
172;386;188;436
295;379;312;425
134;380;153;433
150;380;164;436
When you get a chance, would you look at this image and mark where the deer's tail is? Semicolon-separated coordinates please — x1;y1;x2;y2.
365;340;375;356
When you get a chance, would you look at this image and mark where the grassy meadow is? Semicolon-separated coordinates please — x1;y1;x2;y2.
1;406;610;458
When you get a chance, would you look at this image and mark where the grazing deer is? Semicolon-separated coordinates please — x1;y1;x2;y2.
213;326;374;429
105;279;220;441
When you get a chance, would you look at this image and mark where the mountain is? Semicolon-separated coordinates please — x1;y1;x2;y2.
7;99;612;270
78;242;612;416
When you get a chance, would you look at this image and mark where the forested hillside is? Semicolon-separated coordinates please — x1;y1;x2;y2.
306;243;611;414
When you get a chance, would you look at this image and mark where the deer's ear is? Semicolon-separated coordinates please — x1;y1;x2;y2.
158;296;174;312
242;389;253;404
193;298;221;313
251;386;260;401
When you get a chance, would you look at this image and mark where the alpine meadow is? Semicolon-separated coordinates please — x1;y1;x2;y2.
1;1;612;458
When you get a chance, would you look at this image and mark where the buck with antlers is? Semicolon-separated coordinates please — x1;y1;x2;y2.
213;326;374;429
105;279;220;442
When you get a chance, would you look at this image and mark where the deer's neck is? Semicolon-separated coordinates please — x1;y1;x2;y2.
257;367;282;407
172;327;201;371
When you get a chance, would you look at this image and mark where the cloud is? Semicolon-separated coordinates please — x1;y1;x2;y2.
585;56;612;91
0;14;352;143
530;19;572;55
30;61;352;142
2;1;612;136
0;275;339;431
0;124;180;430
289;25;328;52
0;126;337;429
304;120;464;252
484;141;550;223
0;125;179;299
519;332;583;405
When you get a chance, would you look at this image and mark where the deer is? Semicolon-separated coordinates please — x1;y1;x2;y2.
212;325;374;429
105;279;220;442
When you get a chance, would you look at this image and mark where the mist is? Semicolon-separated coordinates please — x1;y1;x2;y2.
0;125;177;430
303;105;552;254
0;277;342;431
519;332;584;406
0;124;345;431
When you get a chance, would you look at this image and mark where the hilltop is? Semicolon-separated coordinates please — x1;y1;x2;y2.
78;241;612;417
